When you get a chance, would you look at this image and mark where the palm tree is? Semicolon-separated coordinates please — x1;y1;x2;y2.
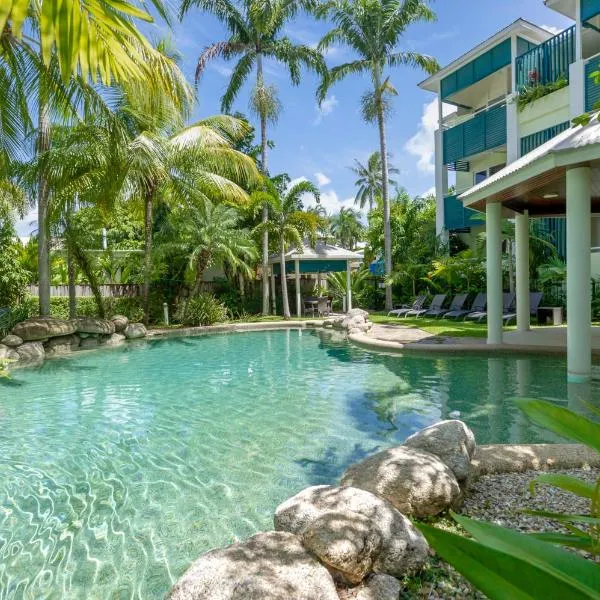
158;199;257;295
318;0;439;311
253;179;320;319
181;0;325;315
330;207;364;250
350;151;399;211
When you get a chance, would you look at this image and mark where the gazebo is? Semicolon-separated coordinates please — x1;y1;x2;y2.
269;241;363;317
459;116;600;383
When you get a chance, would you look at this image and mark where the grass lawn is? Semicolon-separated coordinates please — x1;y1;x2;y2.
369;313;511;338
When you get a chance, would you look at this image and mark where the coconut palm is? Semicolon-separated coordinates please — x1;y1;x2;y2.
253;178;321;319
158;199;257;296
330;207;364;250
318;0;439;311
350;151;399;211
181;0;326;315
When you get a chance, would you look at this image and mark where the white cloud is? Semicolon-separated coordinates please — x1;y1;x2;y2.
288;176;308;189
314;95;339;124
405;99;455;174
314;172;331;187
541;25;563;35
15;207;37;239
211;63;233;78
306;190;354;214
420;186;436;198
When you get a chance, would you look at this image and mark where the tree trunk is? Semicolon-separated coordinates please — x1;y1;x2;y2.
67;244;77;319
37;95;51;316
143;188;154;325
257;53;270;316
375;79;393;312
280;238;291;319
191;250;211;296
239;272;245;304
67;232;104;318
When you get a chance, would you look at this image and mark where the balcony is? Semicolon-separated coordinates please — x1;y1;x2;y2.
443;103;507;165
444;195;478;232
515;26;575;90
585;54;600;111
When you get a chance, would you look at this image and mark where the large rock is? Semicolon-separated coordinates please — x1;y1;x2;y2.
124;323;147;339
1;335;23;348
79;337;100;350
74;317;115;335
110;315;129;333
355;574;401;600
274;485;427;584
16;341;45;362
103;333;126;347
167;531;338;600
12;318;76;341
347;308;369;319
404;420;476;484
341;446;461;518
0;344;19;361
45;334;80;355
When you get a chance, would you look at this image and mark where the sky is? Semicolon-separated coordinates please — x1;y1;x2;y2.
15;0;573;236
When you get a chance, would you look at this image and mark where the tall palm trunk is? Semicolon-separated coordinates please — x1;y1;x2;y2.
280;236;290;319
191;250;211;296
143;188;154;325
67;248;77;318
37;96;51;317
257;53;271;316
375;77;393;312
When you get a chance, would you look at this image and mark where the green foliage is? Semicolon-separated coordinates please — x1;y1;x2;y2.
420;398;600;598
350;151;399;211
0;220;29;307
518;76;568;111
327;269;371;309
174;293;228;326
330;207;364;250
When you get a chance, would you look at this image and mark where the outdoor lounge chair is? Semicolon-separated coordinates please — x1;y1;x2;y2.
405;294;447;318
465;292;515;322
388;295;426;317
425;293;468;318
502;292;544;324
442;292;486;320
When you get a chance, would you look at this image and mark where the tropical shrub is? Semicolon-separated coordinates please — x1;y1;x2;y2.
0;221;29;307
518;75;568;111
174;293;228;326
418;398;600;598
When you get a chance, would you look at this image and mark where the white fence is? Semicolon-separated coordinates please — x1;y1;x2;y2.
28;284;142;298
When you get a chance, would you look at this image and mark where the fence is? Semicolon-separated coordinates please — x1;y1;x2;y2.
28;284;142;298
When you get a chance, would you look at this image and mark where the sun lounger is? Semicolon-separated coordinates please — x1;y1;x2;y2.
465;292;515;322
442;292;486;320
388;295;426;317
503;292;544;324
425;293;468;318
406;294;447;318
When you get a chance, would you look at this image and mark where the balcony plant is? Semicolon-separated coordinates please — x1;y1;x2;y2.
518;75;568;111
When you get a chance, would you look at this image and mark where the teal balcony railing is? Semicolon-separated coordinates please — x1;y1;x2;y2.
585;56;600;111
443;103;507;165
444;195;478;232
515;26;575;89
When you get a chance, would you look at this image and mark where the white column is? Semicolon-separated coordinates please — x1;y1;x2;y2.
346;261;352;312
295;259;301;318
566;167;592;382
486;202;503;345
270;269;276;315
435;91;449;239
515;210;530;332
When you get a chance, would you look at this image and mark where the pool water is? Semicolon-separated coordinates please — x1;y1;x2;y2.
0;329;598;598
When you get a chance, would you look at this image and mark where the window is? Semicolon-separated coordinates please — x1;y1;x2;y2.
475;170;487;185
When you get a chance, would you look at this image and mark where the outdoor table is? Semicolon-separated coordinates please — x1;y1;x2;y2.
537;306;564;326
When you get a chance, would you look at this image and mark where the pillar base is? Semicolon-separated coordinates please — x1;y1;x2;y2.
567;372;591;384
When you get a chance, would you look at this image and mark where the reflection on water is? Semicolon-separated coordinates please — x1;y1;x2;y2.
0;329;598;598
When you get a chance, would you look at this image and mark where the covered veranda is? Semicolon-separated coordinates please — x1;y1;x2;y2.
269;241;362;317
459;117;600;383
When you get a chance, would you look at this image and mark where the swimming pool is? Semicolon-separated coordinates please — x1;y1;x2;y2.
0;328;598;598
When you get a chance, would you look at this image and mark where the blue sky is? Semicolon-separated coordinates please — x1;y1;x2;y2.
15;1;573;235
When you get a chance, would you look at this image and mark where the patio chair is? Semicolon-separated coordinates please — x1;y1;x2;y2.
465;292;515;322
442;292;486;320
405;294;447;318
503;292;544;325
388;295;426;317
425;293;468;318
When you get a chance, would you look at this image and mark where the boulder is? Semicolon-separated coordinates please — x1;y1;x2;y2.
1;335;23;348
111;315;129;333
74;317;115;335
79;337;100;350
0;344;19;361
341;446;461;518
347;308;369;319
167;531;338;600
354;574;401;600
45;334;80;355
404;420;476;484
12;318;76;341
124;323;147;339
103;333;126;347
16;341;45;362
274;485;428;583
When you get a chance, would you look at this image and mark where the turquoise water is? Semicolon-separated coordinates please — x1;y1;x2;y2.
0;329;598;599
